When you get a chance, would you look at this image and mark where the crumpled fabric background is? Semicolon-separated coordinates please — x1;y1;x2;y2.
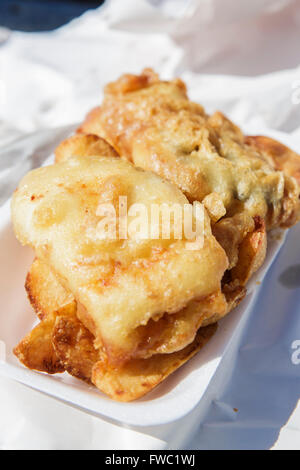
0;0;300;449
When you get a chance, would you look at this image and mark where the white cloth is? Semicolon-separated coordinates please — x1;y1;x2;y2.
0;0;300;449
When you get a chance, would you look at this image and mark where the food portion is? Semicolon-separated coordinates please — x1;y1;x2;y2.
16;257;217;400
91;324;216;402
78;68;300;294
78;69;300;229
12;152;227;365
12;134;228;400
12;69;300;402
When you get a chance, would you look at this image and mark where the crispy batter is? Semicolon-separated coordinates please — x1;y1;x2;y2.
79;69;300;231
12;153;227;366
202;192;226;224
20;260;218;399
92;324;217;402
77;69;300;293
77;107;105;137
26;258;226;362
26;258;75;320
245;135;300;186
133;290;226;358
13;70;300;402
55;134;118;163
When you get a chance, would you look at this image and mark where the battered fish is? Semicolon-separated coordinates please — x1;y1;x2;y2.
12;151;227;366
78;69;300;282
16;258;217;400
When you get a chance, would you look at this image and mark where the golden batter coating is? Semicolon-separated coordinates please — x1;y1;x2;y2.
245;135;300;186
79;69;300;231
15;258;218;400
55;134;118;163
12;153;227;366
13;69;300;402
25;258;75;321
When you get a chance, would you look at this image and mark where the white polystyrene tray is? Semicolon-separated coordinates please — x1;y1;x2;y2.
0;128;297;427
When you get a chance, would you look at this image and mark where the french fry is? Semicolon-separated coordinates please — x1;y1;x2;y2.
13;312;64;374
52;314;100;384
231;216;267;286
20;260;219;399
92;324;217;402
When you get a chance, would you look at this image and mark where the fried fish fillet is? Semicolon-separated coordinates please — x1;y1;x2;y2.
78;69;300;296
78;69;300;232
12;153;227;367
14;134;227;401
54;133;249;313
24;256;225;369
57;131;251;315
14;70;300;401
12;128;270;401
16;258;217;400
